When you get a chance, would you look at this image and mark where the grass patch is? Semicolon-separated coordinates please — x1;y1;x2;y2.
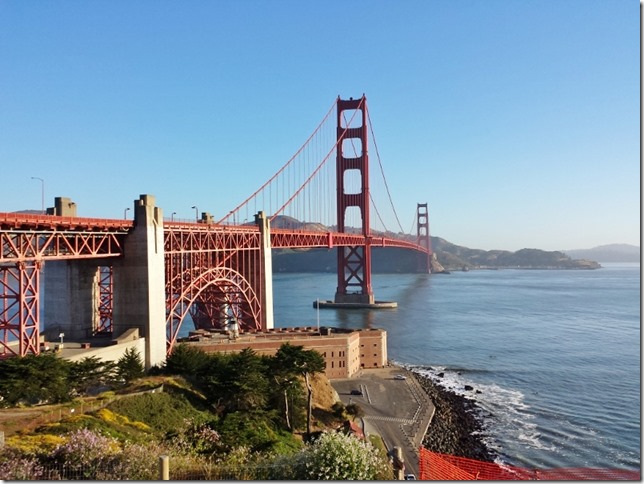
106;391;213;436
369;433;389;458
33;413;152;442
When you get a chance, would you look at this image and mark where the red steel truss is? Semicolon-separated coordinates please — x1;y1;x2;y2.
0;212;430;357
164;223;265;351
1;213;130;263
96;266;113;334
0;213;130;356
0;262;41;357
164;222;431;352
270;228;429;251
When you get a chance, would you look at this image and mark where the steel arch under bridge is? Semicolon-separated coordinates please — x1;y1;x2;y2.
164;222;266;351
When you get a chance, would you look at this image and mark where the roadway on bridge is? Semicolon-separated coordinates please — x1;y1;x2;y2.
330;366;435;478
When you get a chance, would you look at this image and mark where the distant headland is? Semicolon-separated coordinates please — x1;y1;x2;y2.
271;235;618;273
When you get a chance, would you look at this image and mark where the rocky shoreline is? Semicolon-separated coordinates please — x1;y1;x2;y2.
413;370;496;462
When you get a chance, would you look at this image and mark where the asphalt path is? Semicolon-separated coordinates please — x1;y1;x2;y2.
330;366;435;478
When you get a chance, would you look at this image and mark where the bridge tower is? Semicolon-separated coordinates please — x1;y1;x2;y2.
417;203;432;273
334;96;374;305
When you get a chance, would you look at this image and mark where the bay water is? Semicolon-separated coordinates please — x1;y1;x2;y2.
271;263;640;471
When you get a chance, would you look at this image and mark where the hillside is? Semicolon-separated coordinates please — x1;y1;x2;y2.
430;237;601;271
563;244;639;263
272;237;601;273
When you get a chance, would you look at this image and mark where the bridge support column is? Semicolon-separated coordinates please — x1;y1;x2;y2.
112;195;166;369
43;260;102;342
0;262;41;356
256;211;274;330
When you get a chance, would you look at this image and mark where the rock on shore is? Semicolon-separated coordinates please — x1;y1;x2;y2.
413;370;496;462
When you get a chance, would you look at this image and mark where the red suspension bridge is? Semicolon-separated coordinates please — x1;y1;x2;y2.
0;96;432;367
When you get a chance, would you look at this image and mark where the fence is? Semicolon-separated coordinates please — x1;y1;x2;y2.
0;455;300;481
0;385;164;437
419;448;641;480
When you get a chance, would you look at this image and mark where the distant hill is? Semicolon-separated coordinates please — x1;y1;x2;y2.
428;237;600;271
563;244;640;263
272;234;602;273
13;209;42;215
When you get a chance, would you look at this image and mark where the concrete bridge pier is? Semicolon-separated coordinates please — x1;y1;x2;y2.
43;198;95;344
256;211;274;330
43;260;103;343
112;194;166;369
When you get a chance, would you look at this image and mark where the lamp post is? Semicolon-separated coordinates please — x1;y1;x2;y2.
30;177;44;214
124;207;130;219
171;211;176;222
191;206;199;222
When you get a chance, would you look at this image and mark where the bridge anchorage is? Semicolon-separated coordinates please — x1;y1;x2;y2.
315;96;431;310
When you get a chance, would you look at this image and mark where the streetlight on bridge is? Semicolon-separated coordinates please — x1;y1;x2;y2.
171;211;176;221
124;207;130;219
30;176;44;214
191;206;199;222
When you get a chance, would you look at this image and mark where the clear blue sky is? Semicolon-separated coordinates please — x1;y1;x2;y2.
1;0;639;251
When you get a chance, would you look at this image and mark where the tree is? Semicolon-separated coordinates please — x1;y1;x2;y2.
116;347;145;383
164;343;211;377
0;353;72;406
273;343;325;435
269;350;306;431
200;348;270;414
68;356;116;395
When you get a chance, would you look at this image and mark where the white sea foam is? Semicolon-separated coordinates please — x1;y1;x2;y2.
408;364;558;457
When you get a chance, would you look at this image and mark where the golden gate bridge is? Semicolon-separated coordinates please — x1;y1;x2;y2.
0;96;432;365
1;96;639;481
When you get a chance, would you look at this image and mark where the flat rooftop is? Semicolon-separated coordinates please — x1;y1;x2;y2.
178;325;384;346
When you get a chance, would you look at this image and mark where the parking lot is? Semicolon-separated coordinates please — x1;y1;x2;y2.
330;366;435;477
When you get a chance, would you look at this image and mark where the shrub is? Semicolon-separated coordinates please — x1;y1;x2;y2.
49;428;120;479
5;433;65;456
164;418;221;456
291;431;391;480
332;401;346;419
96;408;152;432
110;441;167;480
107;391;211;436
0;448;45;480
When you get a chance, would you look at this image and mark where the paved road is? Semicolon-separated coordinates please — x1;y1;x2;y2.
330;366;435;478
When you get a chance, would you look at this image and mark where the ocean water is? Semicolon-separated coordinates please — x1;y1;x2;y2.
271;263;640;471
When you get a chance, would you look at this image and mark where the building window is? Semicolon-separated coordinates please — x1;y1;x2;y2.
331;361;334;368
